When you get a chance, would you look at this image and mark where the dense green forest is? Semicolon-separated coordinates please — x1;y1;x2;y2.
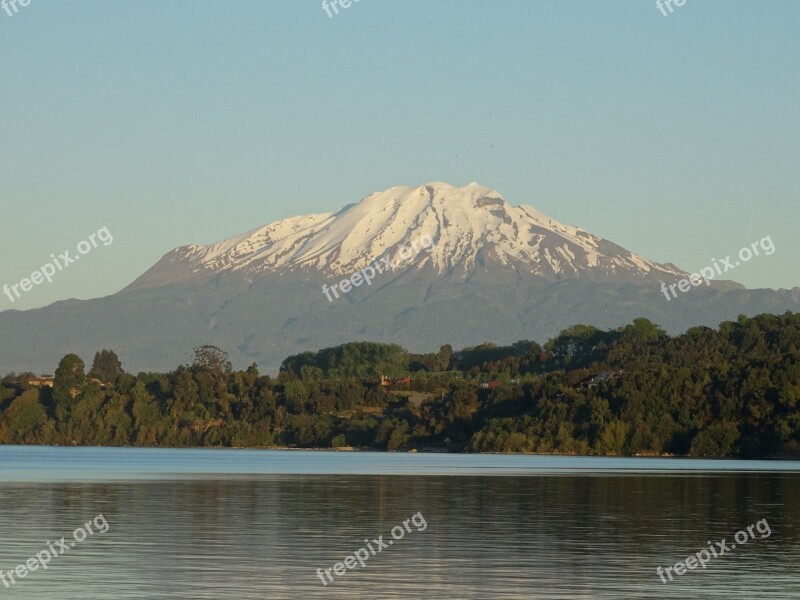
2;313;800;458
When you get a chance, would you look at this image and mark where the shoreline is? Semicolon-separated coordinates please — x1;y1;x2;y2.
2;443;799;461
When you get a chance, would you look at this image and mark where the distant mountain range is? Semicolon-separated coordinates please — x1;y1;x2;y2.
2;182;799;374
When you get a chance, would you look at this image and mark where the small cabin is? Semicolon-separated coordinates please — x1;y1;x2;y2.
27;376;54;388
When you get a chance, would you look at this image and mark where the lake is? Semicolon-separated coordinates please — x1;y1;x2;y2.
0;446;798;599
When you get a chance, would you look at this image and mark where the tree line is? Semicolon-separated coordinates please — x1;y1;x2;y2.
1;313;799;458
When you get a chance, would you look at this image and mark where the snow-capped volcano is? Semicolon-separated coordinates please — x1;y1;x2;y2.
5;181;800;374
131;182;685;289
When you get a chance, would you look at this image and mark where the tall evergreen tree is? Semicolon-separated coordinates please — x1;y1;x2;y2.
88;349;124;383
53;354;85;421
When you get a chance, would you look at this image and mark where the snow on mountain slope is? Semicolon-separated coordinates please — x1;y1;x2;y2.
132;182;687;288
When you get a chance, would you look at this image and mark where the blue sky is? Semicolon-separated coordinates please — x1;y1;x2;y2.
1;0;798;310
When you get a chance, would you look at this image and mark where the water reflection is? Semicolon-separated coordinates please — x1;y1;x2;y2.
0;456;798;598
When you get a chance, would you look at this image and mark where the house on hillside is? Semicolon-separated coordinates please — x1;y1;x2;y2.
27;376;54;388
89;378;108;390
380;375;412;389
580;370;624;390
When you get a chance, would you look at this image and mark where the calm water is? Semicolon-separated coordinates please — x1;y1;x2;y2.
0;447;798;599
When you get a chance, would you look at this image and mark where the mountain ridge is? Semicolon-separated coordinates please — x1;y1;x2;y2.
2;181;799;374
